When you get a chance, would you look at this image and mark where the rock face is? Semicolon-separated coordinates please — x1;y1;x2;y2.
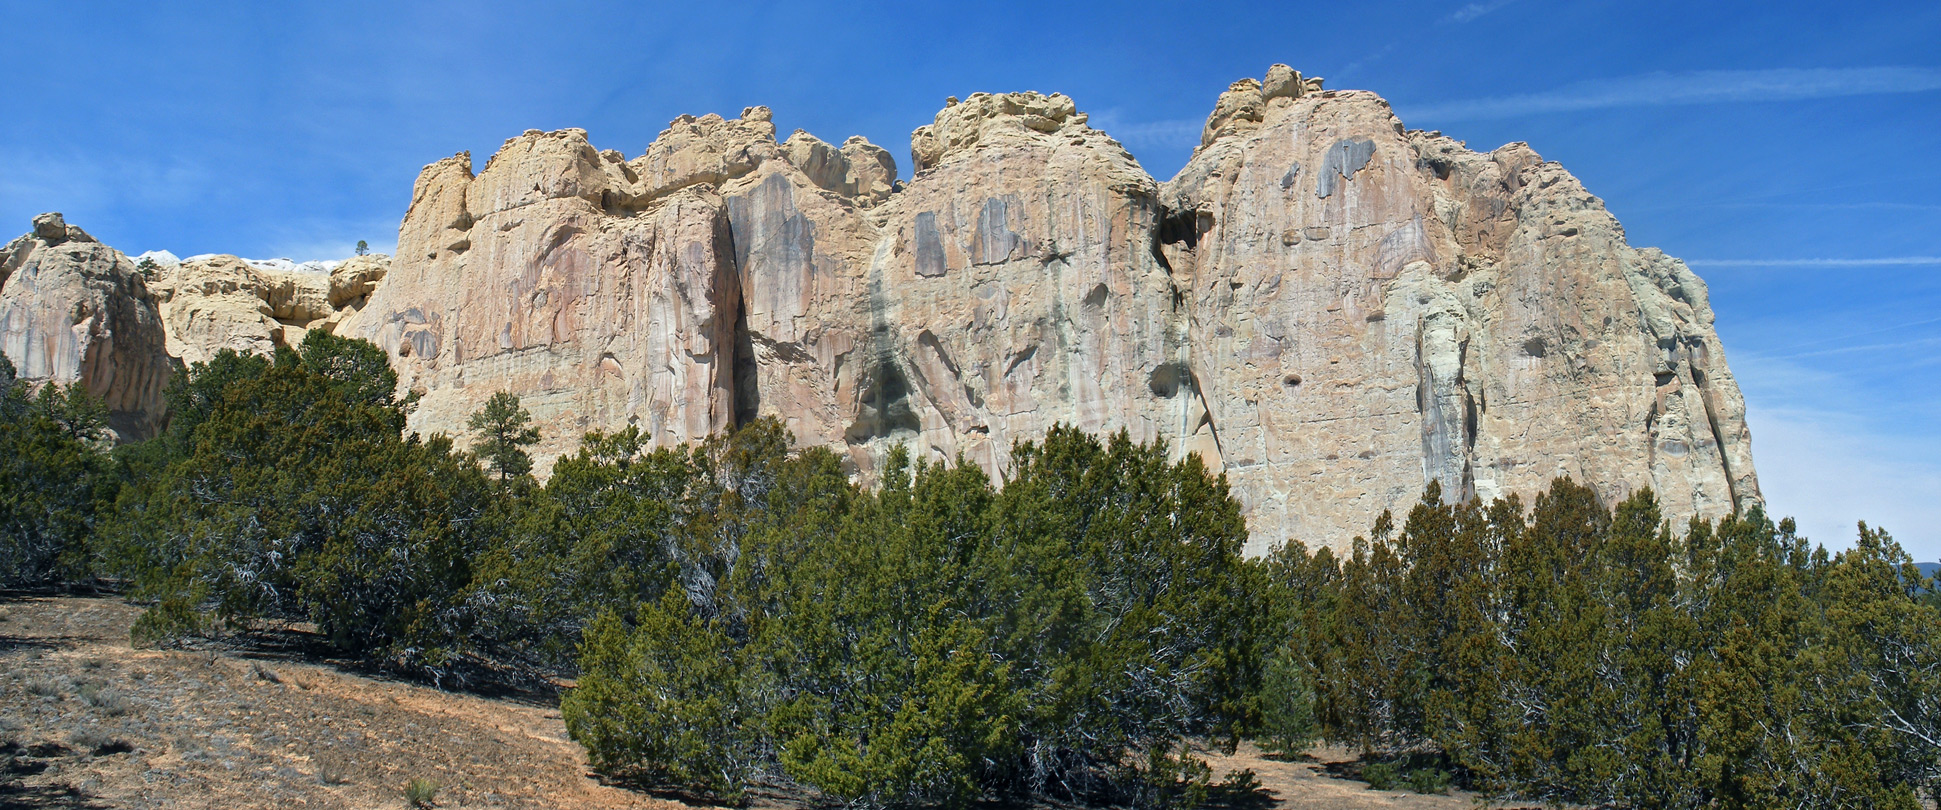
0;214;173;439
1161;70;1758;551
339;129;746;463
858;91;1194;475
146;253;386;365
10;65;1759;552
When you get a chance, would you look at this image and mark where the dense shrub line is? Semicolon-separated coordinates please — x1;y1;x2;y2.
0;353;116;586
2;334;1938;808
1261;481;1941;808
550;424;1258;807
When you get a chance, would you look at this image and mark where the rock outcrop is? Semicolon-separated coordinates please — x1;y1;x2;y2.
338;69;1757;551
145;253;387;365
1157;70;1756;551
8;66;1759;552
856;91;1192;475
338;130;745;462
0;214;173;439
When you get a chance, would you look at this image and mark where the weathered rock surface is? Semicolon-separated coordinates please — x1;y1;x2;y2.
1161;69;1758;551
12;66;1758;551
0;214;173;439
339;130;744;465
854;91;1193;475
336;69;1757;550
146;253;380;365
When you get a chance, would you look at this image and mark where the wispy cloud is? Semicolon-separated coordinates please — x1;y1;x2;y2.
257;216;401;263
0;147;211;216
1750;314;1941;356
1449;0;1519;22
1401;67;1941;121
1746;406;1941;559
1338;43;1399;78
1685;256;1941;267
1763;336;1941;361
1084;112;1204;150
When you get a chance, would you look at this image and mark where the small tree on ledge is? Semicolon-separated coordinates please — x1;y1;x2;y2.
355;240;370;256
468;391;539;483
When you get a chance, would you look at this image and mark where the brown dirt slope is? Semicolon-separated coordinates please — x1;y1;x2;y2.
0;593;1508;809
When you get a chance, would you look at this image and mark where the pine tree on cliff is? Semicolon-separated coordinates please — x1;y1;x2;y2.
468;392;539;483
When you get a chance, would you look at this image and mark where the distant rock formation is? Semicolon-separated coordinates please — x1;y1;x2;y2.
0;65;1760;552
142;252;390;365
0;213;173;439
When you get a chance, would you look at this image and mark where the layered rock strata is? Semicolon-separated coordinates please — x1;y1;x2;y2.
0;213;173;439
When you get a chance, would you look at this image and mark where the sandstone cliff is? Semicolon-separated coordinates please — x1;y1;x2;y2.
0;213;174;439
146;253;389;365
1160;72;1757;551
0;66;1759;552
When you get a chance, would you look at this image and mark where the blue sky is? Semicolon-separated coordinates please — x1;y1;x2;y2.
3;0;1936;557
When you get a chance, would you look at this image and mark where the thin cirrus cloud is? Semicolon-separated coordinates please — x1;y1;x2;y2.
1400;67;1941;121
1685;256;1941;267
1080;114;1203;150
1449;0;1520;23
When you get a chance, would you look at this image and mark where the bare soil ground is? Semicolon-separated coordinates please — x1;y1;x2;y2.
0;593;1520;809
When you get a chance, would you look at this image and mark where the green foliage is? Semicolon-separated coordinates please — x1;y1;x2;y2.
96;338;493;675
295;329;408;414
563;425;1255;808
467;391;538;483
355;240;370;257
1253;641;1319;758
1405;767;1452;794
565;597;759;800
5;327;1929;810
1268;479;1941;808
0;353;116;585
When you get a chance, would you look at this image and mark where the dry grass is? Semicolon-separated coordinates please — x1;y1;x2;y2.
0;593;1510;810
0;594;679;809
23;675;65;697
404;776;440;808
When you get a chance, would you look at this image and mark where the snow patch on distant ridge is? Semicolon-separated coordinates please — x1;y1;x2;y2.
128;250;340;275
128;250;181;266
170;254;340;274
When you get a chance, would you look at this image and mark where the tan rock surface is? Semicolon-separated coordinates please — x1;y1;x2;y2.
345;113;899;475
0;214;173;439
152;255;336;365
340;130;744;469
846;91;1197;476
38;68;1755;550
335;73;1756;550
1161;75;1757;553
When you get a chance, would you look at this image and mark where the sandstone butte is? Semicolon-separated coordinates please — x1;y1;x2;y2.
0;66;1759;555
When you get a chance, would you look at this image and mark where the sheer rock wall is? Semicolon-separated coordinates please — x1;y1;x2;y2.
338;70;1763;552
0;67;1759;552
1161;76;1757;552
